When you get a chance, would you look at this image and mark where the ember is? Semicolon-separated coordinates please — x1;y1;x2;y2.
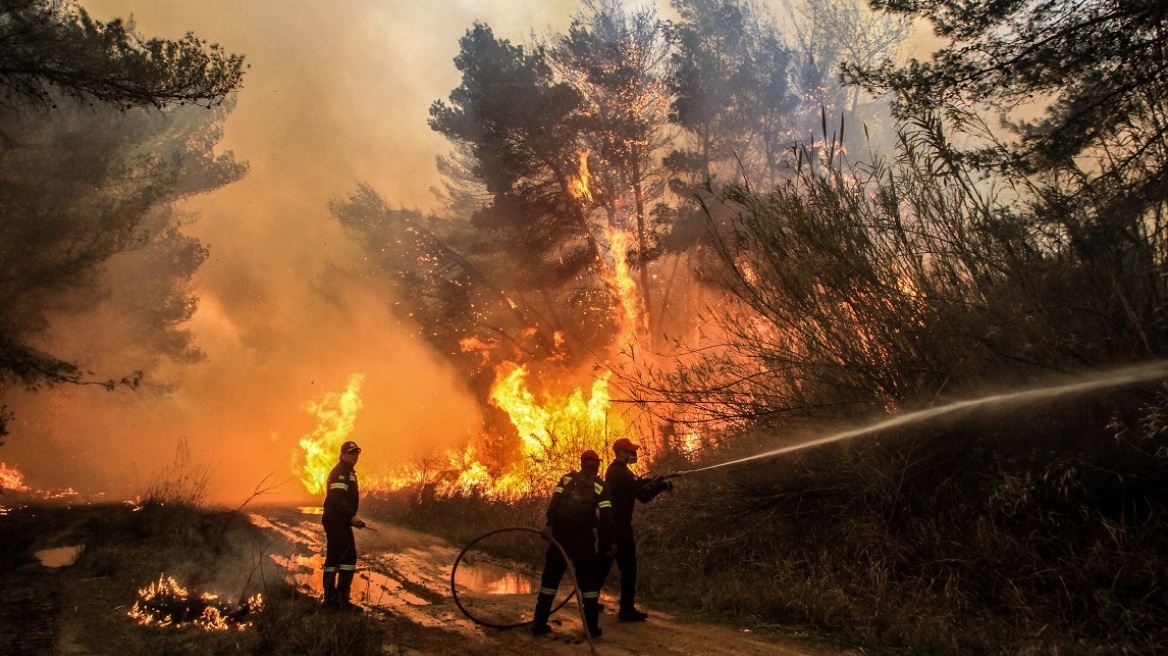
128;574;262;631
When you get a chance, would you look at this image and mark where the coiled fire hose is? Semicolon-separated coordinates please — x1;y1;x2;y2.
450;527;598;656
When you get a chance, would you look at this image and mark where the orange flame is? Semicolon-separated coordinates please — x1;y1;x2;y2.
570;150;593;202
128;574;262;631
298;374;364;496
0;462;29;492
605;227;640;342
366;362;635;499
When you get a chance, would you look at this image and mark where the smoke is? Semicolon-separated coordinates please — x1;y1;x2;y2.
0;0;585;503
0;0;928;502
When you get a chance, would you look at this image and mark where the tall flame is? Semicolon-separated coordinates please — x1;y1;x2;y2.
570;150;593;201
605;227;640;342
298;374;364;495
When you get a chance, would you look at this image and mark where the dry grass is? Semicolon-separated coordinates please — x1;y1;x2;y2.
366;387;1168;655
0;500;385;656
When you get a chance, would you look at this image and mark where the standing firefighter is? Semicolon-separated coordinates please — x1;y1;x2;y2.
597;437;672;622
322;440;367;611
532;450;615;638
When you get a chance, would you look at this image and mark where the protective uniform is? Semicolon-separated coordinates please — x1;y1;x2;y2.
532;453;614;638
322;441;362;610
597;443;669;621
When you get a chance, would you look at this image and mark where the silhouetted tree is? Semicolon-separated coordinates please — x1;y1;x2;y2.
0;0;246;440
0;0;243;112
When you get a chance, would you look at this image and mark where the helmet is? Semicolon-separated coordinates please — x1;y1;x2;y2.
612;438;639;454
340;441;362;455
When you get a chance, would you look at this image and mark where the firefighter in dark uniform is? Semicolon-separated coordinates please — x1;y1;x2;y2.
597;437;672;622
322;440;366;611
532;450;615;638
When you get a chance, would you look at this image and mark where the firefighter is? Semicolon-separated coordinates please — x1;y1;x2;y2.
596;437;672;622
532;450;615;638
321;440;366;611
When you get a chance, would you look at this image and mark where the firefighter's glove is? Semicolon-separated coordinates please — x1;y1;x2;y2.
659;479;674;492
540;526;554;541
352;518;366;529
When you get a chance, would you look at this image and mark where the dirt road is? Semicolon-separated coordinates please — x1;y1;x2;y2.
255;506;850;656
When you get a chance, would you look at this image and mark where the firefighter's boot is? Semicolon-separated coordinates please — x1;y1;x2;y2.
583;595;602;638
336;569;364;612
322;569;338;608
531;591;555;635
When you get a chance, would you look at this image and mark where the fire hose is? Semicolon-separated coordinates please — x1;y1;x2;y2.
450;527;598;656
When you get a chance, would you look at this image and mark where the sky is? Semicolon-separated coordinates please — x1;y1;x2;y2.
3;0;595;504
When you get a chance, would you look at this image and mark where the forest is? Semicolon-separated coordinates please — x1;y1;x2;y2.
2;0;1167;653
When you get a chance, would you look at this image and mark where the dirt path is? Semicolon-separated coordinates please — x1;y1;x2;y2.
255;506;851;656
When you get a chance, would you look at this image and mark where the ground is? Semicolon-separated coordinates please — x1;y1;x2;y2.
1;502;854;656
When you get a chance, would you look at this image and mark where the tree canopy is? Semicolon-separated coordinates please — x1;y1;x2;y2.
0;0;244;111
0;0;246;439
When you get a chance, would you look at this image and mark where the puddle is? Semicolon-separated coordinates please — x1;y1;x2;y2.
454;561;535;595
35;545;82;568
274;554;434;608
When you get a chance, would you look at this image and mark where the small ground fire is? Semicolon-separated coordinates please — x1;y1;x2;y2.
128;574;262;631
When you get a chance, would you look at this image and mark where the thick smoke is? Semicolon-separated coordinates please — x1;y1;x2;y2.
0;0;581;503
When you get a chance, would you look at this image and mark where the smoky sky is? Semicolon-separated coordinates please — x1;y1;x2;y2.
2;0;589;504
0;0;917;504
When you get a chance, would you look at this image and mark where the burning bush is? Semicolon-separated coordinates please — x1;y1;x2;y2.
0;462;29;492
128;574;262;631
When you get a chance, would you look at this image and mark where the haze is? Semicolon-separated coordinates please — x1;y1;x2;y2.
2;0;587;503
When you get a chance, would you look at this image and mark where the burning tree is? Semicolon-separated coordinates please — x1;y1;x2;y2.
329;0;916;495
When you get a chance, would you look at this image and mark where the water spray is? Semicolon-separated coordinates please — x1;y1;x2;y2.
669;361;1168;478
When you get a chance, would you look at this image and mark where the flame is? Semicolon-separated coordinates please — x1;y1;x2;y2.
128;574;262;631
459;335;498;365
298;374;364;495
570;150;593;201
366;362;634;499
0;462;29;491
604;227;640;342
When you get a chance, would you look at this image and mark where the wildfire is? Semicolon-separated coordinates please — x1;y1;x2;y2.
605;227;641;342
298;374;364;495
128;574;262;631
0;462;29;492
365;361;636;499
570;150;593;202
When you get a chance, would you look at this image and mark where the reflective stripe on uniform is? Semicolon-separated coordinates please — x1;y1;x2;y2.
554;487;564;494
582;591;600;599
598;500;612;509
329;482;349;490
323;566;338;572
593;482;604;494
540;587;558;596
339;564;357;571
